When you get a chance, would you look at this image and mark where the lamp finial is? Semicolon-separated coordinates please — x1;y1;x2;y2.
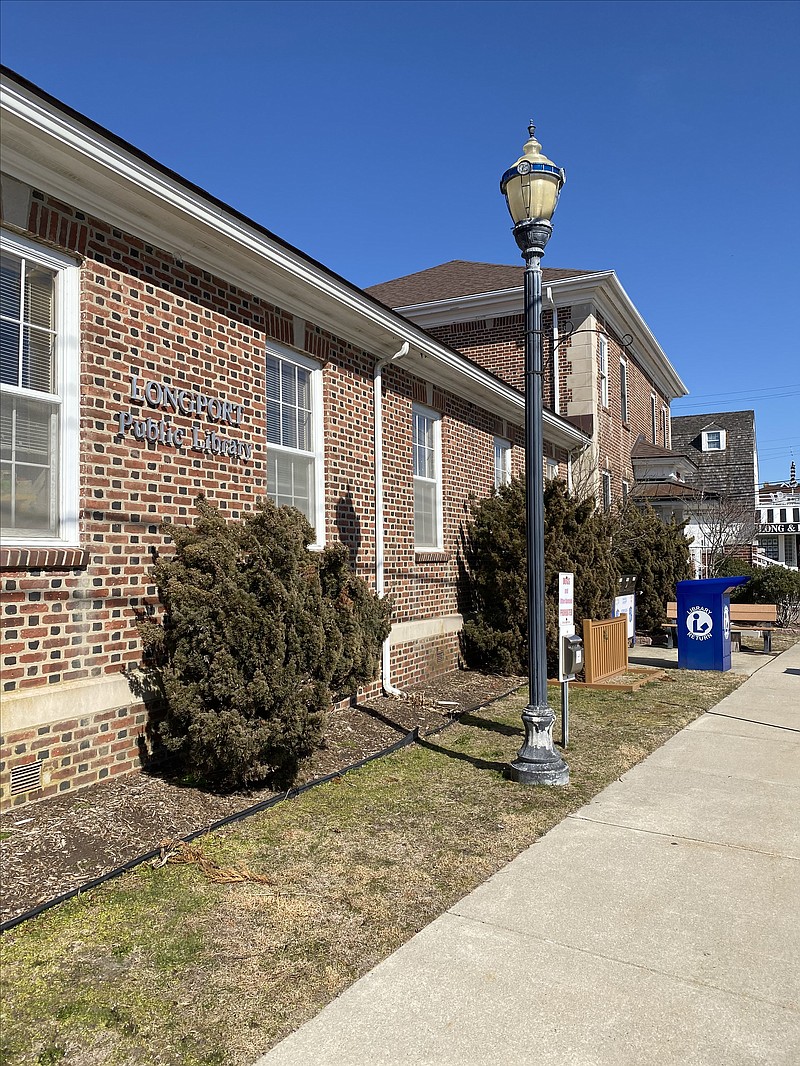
528;120;536;138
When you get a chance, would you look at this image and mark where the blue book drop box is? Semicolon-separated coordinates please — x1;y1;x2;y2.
676;577;750;671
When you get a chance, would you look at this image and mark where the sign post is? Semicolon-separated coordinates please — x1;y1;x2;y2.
558;572;574;747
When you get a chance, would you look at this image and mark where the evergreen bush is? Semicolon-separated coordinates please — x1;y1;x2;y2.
460;479;618;676
140;497;391;790
729;564;800;625
610;503;692;632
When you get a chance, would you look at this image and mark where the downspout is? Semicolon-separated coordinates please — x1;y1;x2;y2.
374;341;410;696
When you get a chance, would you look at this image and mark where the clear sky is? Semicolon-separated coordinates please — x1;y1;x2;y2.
2;0;798;484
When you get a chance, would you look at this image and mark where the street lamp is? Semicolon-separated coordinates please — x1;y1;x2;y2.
500;122;569;786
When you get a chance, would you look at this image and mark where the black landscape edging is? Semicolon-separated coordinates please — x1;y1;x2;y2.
0;726;419;934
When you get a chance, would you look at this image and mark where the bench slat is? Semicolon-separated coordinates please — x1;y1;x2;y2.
665;601;777;624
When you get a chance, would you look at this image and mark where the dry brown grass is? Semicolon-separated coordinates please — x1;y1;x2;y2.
0;665;757;1065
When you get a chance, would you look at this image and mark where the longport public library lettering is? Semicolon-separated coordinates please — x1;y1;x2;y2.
115;375;252;460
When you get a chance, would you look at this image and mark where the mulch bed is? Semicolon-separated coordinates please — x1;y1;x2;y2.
0;670;524;926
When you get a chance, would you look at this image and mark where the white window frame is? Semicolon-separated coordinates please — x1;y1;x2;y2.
546;457;559;482
702;428;726;452
494;436;512;489
602;470;612;512
413;403;442;550
622;479;630;506
650;393;657;443
619;358;629;424
661;406;669;447
265;343;325;548
1;229;80;547
599;336;609;408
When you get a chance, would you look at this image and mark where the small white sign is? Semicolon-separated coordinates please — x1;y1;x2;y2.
613;593;635;643
558;572;575;682
558;571;574;633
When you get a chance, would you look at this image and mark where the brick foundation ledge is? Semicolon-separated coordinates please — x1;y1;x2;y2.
0;547;89;571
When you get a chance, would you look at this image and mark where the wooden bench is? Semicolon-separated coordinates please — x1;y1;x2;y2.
664;602;777;653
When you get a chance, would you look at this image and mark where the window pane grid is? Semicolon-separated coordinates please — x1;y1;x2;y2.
0;254;57;395
619;361;628;423
266;354;312;450
0;246;60;539
265;352;319;536
413;407;440;549
0;394;59;535
599;337;609;408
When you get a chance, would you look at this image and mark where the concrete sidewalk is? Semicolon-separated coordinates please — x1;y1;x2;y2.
257;644;800;1066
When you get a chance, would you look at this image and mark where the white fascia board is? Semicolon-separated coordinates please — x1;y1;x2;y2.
0;74;589;448
587;274;688;401
394;270;688;403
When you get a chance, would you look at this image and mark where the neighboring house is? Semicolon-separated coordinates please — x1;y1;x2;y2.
756;463;800;569
0;69;591;807
667;411;760;576
367;260;688;509
630;434;702;524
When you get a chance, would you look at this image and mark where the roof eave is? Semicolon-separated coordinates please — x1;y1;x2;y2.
0;69;592;451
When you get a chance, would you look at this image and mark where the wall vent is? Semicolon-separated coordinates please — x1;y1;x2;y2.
10;761;43;796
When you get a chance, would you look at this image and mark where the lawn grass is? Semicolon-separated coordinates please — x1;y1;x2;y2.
0;665;759;1065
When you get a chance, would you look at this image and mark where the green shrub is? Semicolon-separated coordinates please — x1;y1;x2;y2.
141;498;391;790
731;564;800;625
611;503;692;631
460;479;618;676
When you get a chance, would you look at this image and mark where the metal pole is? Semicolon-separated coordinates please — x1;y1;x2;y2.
508;219;569;786
561;679;569;749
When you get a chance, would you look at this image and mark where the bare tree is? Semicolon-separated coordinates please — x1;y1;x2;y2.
685;484;758;577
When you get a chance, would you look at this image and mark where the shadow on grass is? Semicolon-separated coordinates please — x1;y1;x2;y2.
459;712;521;738
415;736;509;775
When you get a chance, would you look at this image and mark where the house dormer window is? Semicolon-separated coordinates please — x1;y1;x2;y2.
702;428;726;451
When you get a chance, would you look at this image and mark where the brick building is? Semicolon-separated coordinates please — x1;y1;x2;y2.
756;464;800;570
0;69;591;807
367;260;688;508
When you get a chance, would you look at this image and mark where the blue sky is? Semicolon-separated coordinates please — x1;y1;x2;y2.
2;0;798;483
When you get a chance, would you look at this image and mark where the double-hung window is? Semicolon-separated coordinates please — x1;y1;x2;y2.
265;345;324;546
1;231;79;546
619;358;629;424
599;336;609;408
650;393;657;443
602;471;612;513
413;404;442;550
662;406;669;447
494;436;511;489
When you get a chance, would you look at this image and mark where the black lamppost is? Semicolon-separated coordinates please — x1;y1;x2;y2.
500;123;569;786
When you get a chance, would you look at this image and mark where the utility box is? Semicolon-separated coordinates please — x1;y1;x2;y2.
675;576;750;671
561;633;584;680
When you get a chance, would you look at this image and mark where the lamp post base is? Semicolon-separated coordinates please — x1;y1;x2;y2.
509;705;569;786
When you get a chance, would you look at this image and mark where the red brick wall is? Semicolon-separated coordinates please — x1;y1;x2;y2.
594;311;670;503
426;304;670;508
2;706;146;809
1;189;525;807
427;307;572;414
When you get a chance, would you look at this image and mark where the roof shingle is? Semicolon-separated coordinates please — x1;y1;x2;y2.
366;260;598;308
670;411;757;502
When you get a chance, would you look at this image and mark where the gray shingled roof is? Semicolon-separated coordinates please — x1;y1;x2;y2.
670;411;757;503
366;260;598;307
